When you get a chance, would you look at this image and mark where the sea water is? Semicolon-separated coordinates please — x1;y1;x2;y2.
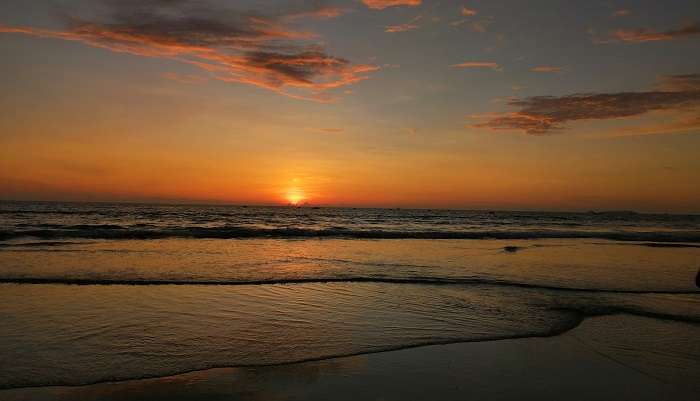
0;201;698;388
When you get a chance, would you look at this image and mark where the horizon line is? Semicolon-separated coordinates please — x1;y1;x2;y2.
1;199;698;216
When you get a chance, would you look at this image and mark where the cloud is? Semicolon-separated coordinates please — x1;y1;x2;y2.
362;0;421;10
597;21;700;43
611;9;630;18
594;114;700;138
452;61;501;71
282;5;346;20
470;21;488;33
655;73;700;92
471;74;700;134
531;66;563;73
0;1;377;102
461;6;477;16
385;15;422;33
316;127;344;133
448;7;482;28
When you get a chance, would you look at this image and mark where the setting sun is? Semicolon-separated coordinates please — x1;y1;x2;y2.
285;188;306;205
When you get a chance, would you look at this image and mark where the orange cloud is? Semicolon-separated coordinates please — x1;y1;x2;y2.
598;21;700;43
472;74;700;134
470;21;488;33
452;61;501;71
531;66;563;73
461;6;477;16
362;0;422;10
385;16;422;33
283;6;346;20
0;2;376;102
316;127;345;133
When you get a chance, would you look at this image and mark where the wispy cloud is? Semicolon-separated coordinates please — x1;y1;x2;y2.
283;6;346;20
470;21;489;33
0;1;377;102
452;61;502;71
655;73;700;91
531;66;563;73
611;9;630;18
316;128;345;134
385;15;422;33
594;114;700;138
471;74;700;135
461;6;477;16
450;7;482;28
597;21;700;43
362;0;421;10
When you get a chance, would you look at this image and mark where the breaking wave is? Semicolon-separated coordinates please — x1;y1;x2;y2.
2;225;700;242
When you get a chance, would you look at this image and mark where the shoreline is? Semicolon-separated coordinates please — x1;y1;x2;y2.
0;317;586;391
1;278;697;294
2;314;698;401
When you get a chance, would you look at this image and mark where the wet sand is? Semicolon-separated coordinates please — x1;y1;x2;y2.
2;314;697;401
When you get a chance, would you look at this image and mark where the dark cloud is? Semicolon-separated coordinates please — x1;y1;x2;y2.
0;0;373;101
473;75;700;135
243;51;350;85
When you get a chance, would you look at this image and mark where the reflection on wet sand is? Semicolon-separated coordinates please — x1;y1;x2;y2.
3;315;697;401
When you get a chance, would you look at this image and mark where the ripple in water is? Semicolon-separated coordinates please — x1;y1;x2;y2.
0;282;698;389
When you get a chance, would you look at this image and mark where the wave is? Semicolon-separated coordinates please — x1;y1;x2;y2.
2;226;700;242
2;276;697;294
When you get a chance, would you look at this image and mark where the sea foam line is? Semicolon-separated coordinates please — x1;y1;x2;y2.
1;276;697;294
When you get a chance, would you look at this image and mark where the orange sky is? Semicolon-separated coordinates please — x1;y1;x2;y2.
1;0;699;212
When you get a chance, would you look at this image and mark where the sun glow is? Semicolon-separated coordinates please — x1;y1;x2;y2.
285;187;307;205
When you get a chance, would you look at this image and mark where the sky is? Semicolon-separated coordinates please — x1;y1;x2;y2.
1;0;699;212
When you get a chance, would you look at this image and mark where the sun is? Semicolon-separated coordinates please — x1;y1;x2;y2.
285;187;306;205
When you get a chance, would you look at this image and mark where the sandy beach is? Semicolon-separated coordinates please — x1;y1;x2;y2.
2;314;697;401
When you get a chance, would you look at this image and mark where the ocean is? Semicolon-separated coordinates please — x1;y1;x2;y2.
0;201;698;390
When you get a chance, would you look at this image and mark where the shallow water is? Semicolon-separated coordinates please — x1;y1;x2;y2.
2;201;700;241
2;315;697;401
0;202;698;389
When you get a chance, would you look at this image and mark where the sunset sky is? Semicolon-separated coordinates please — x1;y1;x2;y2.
1;0;699;212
